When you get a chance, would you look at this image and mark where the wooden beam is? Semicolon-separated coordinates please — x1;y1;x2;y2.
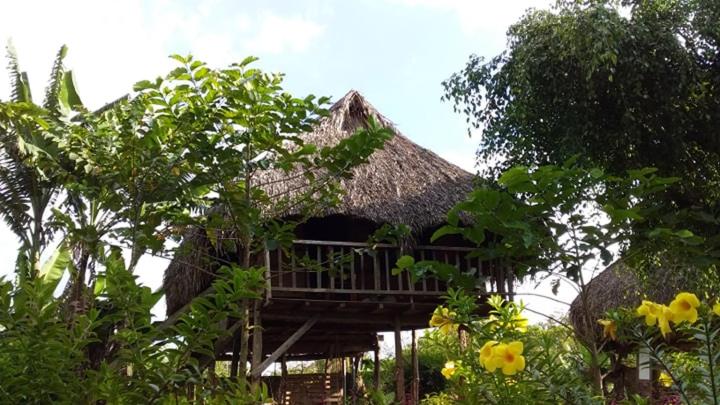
250;315;319;378
394;319;405;404
259;350;367;362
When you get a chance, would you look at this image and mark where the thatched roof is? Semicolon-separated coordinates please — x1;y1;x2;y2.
163;90;475;315
568;260;689;347
262;89;475;231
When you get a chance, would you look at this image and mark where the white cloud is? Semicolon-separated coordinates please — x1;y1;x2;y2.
0;1;325;109
244;13;325;55
391;0;551;36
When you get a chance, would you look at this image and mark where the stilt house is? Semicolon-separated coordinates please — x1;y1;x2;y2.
163;90;515;403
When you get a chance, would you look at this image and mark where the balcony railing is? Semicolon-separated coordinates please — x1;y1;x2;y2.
266;239;513;298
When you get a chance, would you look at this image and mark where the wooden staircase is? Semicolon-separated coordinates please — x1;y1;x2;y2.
275;373;344;405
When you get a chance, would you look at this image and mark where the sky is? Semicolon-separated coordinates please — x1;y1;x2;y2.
0;0;570;335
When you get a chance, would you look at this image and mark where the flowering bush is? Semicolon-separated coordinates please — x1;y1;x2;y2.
601;291;720;404
422;291;598;404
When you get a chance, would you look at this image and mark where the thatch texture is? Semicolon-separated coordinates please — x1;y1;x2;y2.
259;89;475;231
163;90;475;315
569;260;689;347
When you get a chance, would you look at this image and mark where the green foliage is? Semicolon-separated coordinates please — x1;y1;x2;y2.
443;0;720;209
431;163;678;282
443;0;720;274
0;48;391;403
0;258;268;404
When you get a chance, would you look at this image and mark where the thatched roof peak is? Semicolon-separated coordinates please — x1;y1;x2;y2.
285;89;475;233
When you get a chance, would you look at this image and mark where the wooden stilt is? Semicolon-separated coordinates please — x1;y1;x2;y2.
351;356;359;404
411;329;419;404
280;355;288;405
238;300;250;391
373;343;381;391
251;300;263;386
342;357;347;403
394;320;405;404
230;328;241;378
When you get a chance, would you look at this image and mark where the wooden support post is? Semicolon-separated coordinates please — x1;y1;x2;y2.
230;328;241;378
411;329;419;404
373;345;381;391
264;248;272;303
250;315;319;378
351;356;359;405
342;357;347;403
238;300;250;389
280;355;288;405
251;300;263;386
394;320;405;404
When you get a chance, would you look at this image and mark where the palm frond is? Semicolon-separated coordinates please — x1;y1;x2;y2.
43;45;68;113
5;41;32;103
0;152;33;240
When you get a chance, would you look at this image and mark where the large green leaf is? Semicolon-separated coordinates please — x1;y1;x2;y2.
58;70;83;111
39;243;71;289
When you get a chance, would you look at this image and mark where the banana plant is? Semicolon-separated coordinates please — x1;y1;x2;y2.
0;43;83;281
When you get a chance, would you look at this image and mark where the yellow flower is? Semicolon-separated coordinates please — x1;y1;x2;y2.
441;361;457;379
637;300;663;326
429;307;457;335
658;305;674;338
658;371;673;388
479;340;499;368
669;292;700;324
713;302;720;317
597;319;617;341
511;314;528;333
488;341;526;376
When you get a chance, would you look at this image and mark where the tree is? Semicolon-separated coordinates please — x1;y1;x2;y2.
443;0;720;214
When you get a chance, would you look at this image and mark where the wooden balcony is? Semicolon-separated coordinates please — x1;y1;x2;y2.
265;239;513;302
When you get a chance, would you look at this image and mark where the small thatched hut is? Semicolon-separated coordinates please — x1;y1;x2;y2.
568;260;689;347
569;260;690;401
162;90;513;402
